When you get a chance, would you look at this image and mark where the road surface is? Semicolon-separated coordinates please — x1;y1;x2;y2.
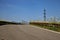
0;25;60;40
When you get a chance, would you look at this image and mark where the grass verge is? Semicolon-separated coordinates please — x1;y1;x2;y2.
30;24;60;32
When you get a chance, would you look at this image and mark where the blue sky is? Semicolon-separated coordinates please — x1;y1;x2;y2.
0;0;60;22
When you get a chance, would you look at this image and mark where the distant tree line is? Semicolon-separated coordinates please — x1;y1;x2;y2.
0;21;21;25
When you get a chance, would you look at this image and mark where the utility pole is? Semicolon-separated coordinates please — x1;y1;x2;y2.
43;9;46;21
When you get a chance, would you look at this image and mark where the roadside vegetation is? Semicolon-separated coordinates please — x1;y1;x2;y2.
30;22;60;32
0;21;21;25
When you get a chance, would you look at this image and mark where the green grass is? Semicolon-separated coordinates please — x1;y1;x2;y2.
43;26;60;31
30;24;60;32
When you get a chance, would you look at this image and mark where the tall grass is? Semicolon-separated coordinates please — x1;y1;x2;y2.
30;23;60;32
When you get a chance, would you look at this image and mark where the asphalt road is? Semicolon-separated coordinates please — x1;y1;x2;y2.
0;25;60;40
